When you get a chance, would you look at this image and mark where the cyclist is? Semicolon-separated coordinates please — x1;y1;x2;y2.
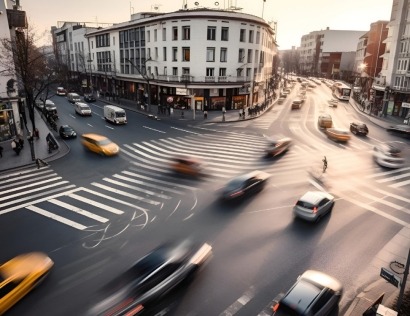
322;156;328;173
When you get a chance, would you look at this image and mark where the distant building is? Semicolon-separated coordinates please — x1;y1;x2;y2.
0;0;27;141
298;27;366;80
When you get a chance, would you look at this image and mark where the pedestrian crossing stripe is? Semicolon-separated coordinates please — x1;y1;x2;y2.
48;199;109;223
68;193;124;215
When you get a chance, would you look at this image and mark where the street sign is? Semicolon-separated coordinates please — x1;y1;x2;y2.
380;267;401;288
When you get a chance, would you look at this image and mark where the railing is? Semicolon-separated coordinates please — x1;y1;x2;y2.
393;85;410;92
155;75;250;83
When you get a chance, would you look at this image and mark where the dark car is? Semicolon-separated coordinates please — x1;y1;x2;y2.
84;94;96;102
88;240;212;316
59;125;77;139
350;121;369;136
221;170;270;201
265;137;292;157
273;270;343;316
386;124;410;137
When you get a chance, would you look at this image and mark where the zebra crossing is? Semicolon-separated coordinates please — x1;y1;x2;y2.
1;131;409;231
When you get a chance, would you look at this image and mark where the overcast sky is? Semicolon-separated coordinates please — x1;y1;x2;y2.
21;0;393;49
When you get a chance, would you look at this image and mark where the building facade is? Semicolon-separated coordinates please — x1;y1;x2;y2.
377;0;410;118
299;28;366;79
0;0;26;142
54;8;278;111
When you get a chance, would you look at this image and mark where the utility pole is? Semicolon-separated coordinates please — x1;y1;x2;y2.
397;248;410;313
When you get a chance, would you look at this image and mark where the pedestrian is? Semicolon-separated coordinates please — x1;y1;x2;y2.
0;145;3;158
204;110;208;119
34;128;39;138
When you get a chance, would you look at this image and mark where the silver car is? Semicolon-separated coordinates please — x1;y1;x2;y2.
293;191;335;222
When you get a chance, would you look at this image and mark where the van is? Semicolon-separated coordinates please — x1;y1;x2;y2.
291;99;303;109
74;102;92;116
104;105;127;124
67;92;81;103
318;114;333;128
56;87;66;96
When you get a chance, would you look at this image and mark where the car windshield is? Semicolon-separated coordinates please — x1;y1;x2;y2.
116;112;126;117
296;200;314;209
225;178;246;190
62;127;72;132
97;139;112;146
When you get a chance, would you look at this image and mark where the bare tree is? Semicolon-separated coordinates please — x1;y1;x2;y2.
0;25;59;132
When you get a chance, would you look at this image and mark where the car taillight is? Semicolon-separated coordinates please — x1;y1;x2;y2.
230;190;244;197
272;303;279;312
124;304;144;316
312;206;318;214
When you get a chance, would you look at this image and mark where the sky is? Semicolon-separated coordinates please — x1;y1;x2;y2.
21;0;393;50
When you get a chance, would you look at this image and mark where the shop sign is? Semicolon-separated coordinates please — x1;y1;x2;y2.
176;88;188;95
401;102;410;108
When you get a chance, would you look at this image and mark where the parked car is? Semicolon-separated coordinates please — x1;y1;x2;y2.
220;170;270;201
87;240;212;316
318;114;333;128
291;99;303;109
277;97;286;105
273;270;343;316
386;124;410;138
328;99;338;107
171;155;205;177
0;252;54;314
350;121;369;136
56;87;67;96
324;128;351;142
83;94;96;102
81;133;120;156
59;125;77;139
293;191;335;222
373;142;406;169
265;137;292;157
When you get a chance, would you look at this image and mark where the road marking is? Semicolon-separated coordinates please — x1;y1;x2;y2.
105;125;114;129
68;193;124;214
87;123;94;127
143;126;166;133
26;205;87;230
48;199;109;223
170;126;200;134
219;286;255;316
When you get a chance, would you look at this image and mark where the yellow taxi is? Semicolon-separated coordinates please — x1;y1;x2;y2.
0;252;54;314
325;128;351;142
81;133;120;156
171;155;204;176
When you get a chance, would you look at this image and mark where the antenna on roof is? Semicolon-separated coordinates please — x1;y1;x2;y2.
182;0;188;9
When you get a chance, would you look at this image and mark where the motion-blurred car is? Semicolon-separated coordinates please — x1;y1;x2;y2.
74;102;92;116
221;170;270;201
83;94;96;102
386;124;410;138
56;87;67;96
350;121;369;136
265;137;292;157
324;128;351;142
318;114;333;128
88;240;212;316
171;155;204;176
277;97;286;105
0;252;54;314
59;125;77;139
291;98;303;109
328;99;338;107
81;133;120;156
273;270;343;316
373;142;405;169
293;191;335;222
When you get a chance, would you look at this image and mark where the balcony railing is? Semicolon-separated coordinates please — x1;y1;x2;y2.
155;75;251;83
393;85;410;92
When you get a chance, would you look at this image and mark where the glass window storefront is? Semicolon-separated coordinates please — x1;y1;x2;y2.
0;109;15;141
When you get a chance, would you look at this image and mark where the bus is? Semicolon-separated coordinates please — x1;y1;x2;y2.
332;82;351;101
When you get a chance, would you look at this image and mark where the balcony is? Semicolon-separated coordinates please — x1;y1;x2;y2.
154;75;250;84
392;85;410;92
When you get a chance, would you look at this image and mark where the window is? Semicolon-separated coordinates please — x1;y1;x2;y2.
172;47;178;61
182;67;190;75
182;26;190;40
249;30;254;43
221;27;229;41
164;66;167;75
206;68;214;76
247;49;252;63
155;47;158;59
219;68;226;76
207;47;215;62
163;47;167;61
220;48;227;62
147;48;151;59
256;31;260;44
172;67;178;75
238;49;245;62
207;26;216;40
154;29;157;41
240;29;246;42
182;47;190;61
162;28;166;41
172;27;178;40
147;30;150;42
237;68;243;77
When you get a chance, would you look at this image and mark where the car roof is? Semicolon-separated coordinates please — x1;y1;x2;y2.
319;114;332;119
82;133;107;141
282;279;322;313
298;191;333;205
327;128;349;134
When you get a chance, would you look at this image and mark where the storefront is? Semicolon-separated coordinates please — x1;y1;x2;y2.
0;102;18;141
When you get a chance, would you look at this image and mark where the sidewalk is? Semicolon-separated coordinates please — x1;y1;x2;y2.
0;107;69;174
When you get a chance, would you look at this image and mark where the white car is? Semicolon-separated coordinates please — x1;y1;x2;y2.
373;142;405;169
293;191;335;222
